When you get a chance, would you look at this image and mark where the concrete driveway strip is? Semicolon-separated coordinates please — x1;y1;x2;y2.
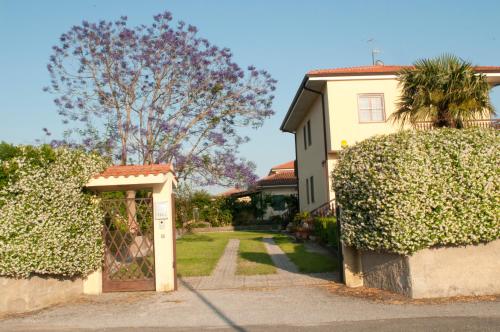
262;237;299;274
1;283;499;331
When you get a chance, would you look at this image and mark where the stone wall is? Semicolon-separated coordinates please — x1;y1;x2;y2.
344;239;500;298
0;276;83;317
361;251;412;297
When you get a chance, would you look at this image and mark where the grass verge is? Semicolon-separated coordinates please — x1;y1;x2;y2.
273;235;337;273
236;237;276;275
176;234;229;277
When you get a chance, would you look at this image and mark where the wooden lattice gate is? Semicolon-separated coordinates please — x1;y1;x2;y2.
101;197;155;292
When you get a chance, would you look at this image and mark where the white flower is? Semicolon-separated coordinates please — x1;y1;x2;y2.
332;128;500;255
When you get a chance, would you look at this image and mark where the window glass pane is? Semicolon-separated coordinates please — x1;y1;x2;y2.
372;108;384;121
307;120;312;146
271;195;286;211
310;176;315;203
359;109;371;122
358;97;370;109
306;178;310;204
303;125;307;150
370;96;383;109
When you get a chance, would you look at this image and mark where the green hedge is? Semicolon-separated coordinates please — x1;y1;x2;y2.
332;128;499;255
313;217;338;249
0;145;108;277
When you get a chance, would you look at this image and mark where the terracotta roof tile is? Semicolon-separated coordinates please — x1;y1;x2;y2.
307;65;500;77
271;160;295;170
474;66;500;72
307;65;407;76
219;187;245;197
257;170;297;187
94;164;174;179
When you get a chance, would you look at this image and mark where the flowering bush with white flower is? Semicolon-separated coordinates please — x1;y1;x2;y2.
0;146;108;277
332;128;499;255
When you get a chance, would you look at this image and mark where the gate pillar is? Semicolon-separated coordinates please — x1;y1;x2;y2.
152;180;176;292
85;164;177;293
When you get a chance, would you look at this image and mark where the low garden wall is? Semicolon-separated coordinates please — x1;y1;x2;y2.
358;239;500;298
191;224;280;233
334;129;499;298
0;276;83;317
0;145;107;317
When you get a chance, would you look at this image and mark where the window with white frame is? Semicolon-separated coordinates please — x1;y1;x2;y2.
357;94;385;123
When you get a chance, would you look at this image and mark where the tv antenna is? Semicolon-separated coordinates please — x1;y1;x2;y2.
372;49;381;65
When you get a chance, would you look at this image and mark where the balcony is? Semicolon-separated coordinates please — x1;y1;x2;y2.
414;119;499;131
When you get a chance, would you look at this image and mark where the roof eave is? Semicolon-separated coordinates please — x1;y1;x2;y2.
280;75;330;133
280;75;310;133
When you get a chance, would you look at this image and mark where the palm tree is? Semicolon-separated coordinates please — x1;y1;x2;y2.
392;54;495;128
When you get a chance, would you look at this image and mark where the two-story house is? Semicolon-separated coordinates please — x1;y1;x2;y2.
280;65;500;212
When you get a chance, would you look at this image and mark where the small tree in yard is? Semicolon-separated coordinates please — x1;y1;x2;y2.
392;54;494;128
45;11;276;187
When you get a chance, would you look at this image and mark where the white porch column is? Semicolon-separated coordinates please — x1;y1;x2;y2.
152;175;176;292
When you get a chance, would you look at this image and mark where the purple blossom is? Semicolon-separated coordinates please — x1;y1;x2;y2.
43;10;276;186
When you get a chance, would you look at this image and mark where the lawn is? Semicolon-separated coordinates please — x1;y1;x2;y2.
236;237;276;275
176;231;276;277
273;235;337;273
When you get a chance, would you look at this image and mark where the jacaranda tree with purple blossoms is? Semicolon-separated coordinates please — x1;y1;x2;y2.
45;11;276;186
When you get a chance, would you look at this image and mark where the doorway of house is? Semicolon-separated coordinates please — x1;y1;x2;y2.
101;194;155;292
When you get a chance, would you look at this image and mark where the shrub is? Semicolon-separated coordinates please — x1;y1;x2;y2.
175;188;232;227
313;217;338;249
0;142;56;192
268;215;283;224
0;146;108;277
223;194;269;225
202;196;232;227
332;128;499;255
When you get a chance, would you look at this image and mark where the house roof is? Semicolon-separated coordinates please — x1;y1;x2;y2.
271;160;295;170
307;65;407;76
93;164;174;179
307;65;500;77
257;170;297;187
281;64;500;132
219;187;246;197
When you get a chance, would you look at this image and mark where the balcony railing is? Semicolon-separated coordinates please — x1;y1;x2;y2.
310;199;336;218
414;119;499;131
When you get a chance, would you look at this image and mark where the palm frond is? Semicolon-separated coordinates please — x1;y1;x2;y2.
391;54;494;128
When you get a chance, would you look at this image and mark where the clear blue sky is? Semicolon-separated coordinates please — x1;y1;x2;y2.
1;0;499;181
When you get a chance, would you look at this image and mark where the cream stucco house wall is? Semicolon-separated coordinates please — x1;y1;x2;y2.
281;64;500;212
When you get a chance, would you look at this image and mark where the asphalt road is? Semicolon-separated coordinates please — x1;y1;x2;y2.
1;285;499;331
